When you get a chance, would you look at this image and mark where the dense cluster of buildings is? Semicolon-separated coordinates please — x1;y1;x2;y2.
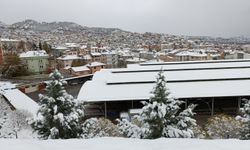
1;20;250;78
1;36;250;77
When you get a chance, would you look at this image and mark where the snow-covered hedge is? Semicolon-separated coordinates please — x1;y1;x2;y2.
82;118;121;138
205;114;242;139
236;99;250;140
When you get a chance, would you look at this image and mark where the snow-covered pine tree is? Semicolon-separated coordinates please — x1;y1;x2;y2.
31;70;84;139
141;70;197;139
175;104;197;138
140;70;182;139
236;99;250;140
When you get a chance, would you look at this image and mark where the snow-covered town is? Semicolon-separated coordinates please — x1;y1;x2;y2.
0;0;250;150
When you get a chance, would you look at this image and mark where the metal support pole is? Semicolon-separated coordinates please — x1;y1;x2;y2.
185;99;188;109
211;98;214;116
237;97;241;113
131;100;134;109
104;101;107;118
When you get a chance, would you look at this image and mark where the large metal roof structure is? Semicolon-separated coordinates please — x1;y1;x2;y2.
78;59;250;102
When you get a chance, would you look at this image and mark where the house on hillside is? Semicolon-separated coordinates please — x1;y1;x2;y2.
52;46;68;58
56;55;81;69
69;66;90;76
19;50;49;74
86;62;106;74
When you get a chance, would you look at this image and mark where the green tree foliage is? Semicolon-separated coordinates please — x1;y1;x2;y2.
118;70;197;139
17;40;26;52
31;70;84;139
141;70;197;139
42;42;52;55
39;42;43;50
1;53;29;77
71;59;83;67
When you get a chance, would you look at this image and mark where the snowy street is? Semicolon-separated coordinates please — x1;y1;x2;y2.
0;138;249;150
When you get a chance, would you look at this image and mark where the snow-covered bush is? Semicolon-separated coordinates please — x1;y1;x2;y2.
0;95;11;137
191;125;207;139
236;99;250;140
0;98;34;139
117;117;145;138
31;70;84;139
206;114;242;139
81;118;121;138
1;96;35;139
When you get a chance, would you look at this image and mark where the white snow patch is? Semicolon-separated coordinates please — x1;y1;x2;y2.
0;138;249;150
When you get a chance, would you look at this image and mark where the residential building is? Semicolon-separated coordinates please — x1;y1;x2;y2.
86;62;106;74
69;66;90;76
52;46;68;58
101;51;119;68
19;50;49;74
56;55;81;69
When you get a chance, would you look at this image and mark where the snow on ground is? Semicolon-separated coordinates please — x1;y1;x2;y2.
0;137;249;150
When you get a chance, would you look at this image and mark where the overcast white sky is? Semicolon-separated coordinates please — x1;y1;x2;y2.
0;0;250;37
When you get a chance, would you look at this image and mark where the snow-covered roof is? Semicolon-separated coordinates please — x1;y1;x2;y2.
91;52;102;56
0;82;39;116
80;45;87;49
2;89;39;116
0;81;16;90
0;38;20;42
19;50;48;58
101;51;117;55
65;43;79;48
112;59;250;73
126;57;146;63
83;54;92;60
71;66;90;72
54;46;68;50
242;44;250;48
175;51;207;57
57;55;81;60
64;66;71;70
86;62;106;67
78;59;250;102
